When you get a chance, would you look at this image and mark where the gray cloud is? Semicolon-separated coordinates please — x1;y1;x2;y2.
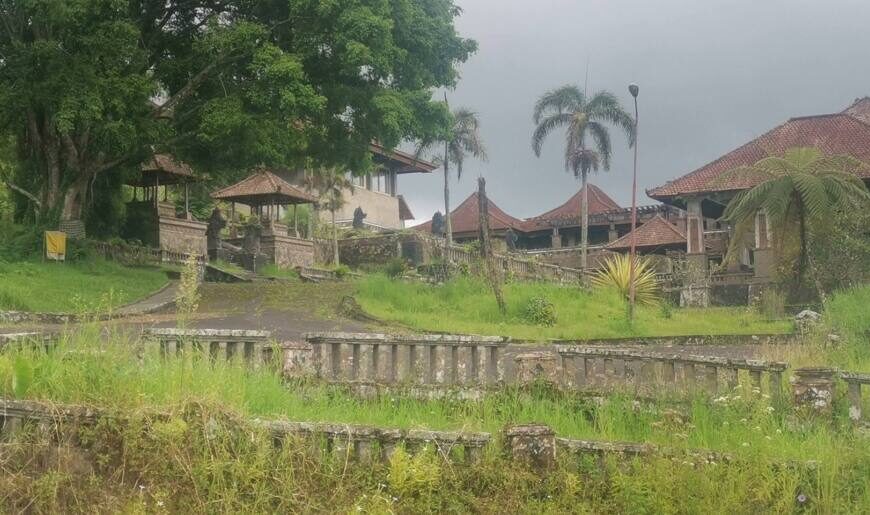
400;0;870;224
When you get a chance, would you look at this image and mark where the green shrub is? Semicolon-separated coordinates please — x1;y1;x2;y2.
384;258;407;279
332;264;351;278
523;296;557;326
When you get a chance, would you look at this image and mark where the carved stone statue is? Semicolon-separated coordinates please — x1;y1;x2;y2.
505;227;518;251
352;206;367;229
206;207;226;252
431;211;445;236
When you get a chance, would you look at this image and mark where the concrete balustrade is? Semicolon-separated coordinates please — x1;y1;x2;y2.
304;332;508;386
840;371;870;424
144;328;277;367
556;346;787;399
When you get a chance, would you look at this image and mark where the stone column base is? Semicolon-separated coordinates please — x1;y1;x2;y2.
504;424;556;470
791;367;836;416
680;285;710;307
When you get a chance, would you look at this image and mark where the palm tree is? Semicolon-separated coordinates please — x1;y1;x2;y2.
304;167;352;265
531;86;635;273
417;103;487;243
721;147;870;299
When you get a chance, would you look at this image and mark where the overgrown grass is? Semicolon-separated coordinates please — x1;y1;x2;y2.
355;275;792;339
0;259;169;313
1;327;868;512
259;263;299;279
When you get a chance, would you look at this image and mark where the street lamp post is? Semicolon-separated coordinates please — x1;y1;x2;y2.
627;83;639;321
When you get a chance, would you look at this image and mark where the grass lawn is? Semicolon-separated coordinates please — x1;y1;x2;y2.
355;275;793;339
0;259;169;313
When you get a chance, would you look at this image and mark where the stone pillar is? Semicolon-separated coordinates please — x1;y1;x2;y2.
550;226;561;249
685;197;706;259
280;342;305;376
753;210;774;280
515;352;560;385
608;223;618;242
791;367;837;416
504;424;556;470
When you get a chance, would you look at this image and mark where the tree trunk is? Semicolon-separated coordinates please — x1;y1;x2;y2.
60;176;90;221
478;177;506;314
332;209;339;265
443;144;452;244
580;170;589;275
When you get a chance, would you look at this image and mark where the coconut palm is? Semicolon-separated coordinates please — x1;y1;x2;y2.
531;86;635;273
721;147;870;299
417;105;488;243
304;167;352;265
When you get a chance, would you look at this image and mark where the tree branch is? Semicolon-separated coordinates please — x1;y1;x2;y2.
4;180;41;208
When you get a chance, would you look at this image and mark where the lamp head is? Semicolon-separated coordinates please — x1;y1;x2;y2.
628;83;639;98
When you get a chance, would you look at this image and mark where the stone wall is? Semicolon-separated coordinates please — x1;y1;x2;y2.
158;216;208;257
522;247;613;270
334;233;437;268
260;234;315;268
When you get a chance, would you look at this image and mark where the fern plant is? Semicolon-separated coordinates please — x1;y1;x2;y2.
592;253;660;306
720;147;870;299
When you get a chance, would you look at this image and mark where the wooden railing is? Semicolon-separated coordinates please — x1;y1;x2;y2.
555;346;787;398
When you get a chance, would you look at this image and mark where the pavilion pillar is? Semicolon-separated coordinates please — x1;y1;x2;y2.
753;210;773;281
681;196;709;307
608;222;618;242
550;226;561;249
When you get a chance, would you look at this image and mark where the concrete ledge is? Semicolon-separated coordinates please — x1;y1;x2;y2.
145;328;271;339
304;331;509;345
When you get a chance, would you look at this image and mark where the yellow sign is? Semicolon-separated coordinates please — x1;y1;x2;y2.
45;231;67;261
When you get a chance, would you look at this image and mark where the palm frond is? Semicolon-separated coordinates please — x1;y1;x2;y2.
532;112;572;157
533;85;583;124
591;253;660;305
586;91;636;146
587;121;613;170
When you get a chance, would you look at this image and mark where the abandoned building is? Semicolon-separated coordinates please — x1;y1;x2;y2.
278;143;437;231
647;97;870;284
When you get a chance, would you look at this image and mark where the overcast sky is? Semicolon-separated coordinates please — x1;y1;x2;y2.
400;0;870;224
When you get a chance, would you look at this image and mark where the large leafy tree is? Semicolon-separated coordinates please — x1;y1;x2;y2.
417;105;487;243
0;0;475;225
721;147;870;299
531;86;635;272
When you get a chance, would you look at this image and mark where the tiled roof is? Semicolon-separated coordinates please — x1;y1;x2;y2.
605;215;686;250
648;99;870;199
370;142;438;174
129;153;198;186
414;191;525;235
211;168;317;205
522;184;621;230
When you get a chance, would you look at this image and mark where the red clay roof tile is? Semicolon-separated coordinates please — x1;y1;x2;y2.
605;215;686;250
648;100;870;199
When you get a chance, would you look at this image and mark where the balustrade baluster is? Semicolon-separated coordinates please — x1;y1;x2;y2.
704;365;718;394
847;381;862;423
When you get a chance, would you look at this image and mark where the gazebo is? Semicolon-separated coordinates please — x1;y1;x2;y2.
211;167;317;268
122;153;208;256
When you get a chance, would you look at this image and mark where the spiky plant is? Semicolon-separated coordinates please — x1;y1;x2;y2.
417;105;488;243
592;253;660;306
304;167;353;265
721;147;870;299
531;86;635;273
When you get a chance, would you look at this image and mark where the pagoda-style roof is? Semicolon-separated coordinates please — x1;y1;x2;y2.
128;153;199;187
397;195;415;221
605;215;686;251
414;191;525;236
648;98;870;202
211;168;316;206
522;184;622;230
370;142;438;174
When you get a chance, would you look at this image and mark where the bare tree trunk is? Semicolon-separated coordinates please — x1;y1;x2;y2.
580;170;589;276
478;177;506;314
332;209;339;265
